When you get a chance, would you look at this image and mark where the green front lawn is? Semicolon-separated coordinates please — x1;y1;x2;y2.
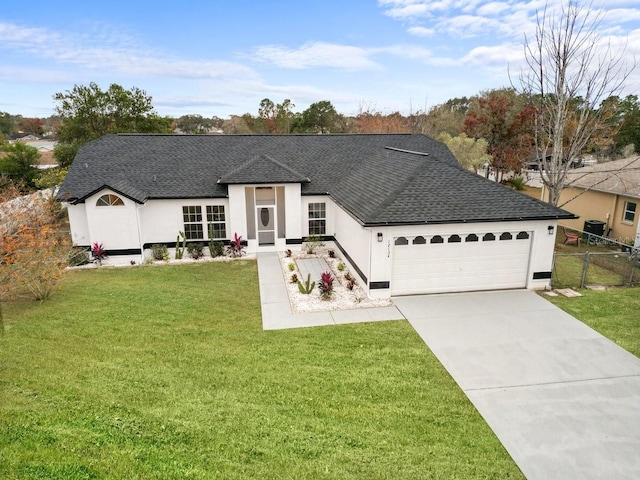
0;262;523;479
544;287;640;357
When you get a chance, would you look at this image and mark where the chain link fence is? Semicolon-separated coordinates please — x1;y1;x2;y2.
552;228;639;288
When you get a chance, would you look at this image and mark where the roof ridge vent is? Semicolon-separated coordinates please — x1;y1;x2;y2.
384;146;430;156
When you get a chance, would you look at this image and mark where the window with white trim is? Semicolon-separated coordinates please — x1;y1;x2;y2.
96;194;124;206
623;201;636;223
206;205;226;239
308;202;326;235
183;205;227;240
183;206;203;240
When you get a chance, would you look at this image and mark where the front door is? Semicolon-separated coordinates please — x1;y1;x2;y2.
257;206;275;245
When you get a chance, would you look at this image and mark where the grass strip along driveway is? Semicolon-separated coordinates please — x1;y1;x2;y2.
1;261;523;479
544;287;640;358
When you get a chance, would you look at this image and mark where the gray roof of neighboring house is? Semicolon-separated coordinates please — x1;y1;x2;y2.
565;157;640;200
57;133;575;226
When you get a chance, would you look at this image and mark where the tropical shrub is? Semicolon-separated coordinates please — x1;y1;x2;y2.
91;242;107;264
226;232;246;258
318;271;334;299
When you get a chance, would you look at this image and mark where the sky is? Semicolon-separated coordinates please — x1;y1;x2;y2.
1;0;639;119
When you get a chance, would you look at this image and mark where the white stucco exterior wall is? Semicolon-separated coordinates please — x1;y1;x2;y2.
66;203;90;247
227;185;248;242
84;190;140;250
325;199;372;288
285;183;302;242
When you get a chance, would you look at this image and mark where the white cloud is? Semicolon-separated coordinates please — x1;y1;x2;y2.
407;26;435;36
476;2;511;16
0;21;257;82
252;42;380;70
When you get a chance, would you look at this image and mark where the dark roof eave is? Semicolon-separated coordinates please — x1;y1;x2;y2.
363;214;578;228
218;179;310;185
71;185;147;205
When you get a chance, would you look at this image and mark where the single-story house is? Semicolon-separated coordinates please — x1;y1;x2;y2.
540;157;640;247
57;134;575;298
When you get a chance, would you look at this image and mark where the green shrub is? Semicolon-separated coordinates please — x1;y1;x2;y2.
337;262;345;271
508;175;525;191
297;273;315;294
187;242;204;260
303;234;324;254
288;262;296;271
151;244;169;261
68;247;90;267
209;240;225;257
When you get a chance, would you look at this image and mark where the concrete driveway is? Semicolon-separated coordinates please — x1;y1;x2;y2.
394;290;640;480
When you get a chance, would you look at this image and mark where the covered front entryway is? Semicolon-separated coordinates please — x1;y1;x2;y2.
391;230;532;295
245;186;286;248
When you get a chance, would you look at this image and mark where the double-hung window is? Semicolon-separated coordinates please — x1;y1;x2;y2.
183;205;227;240
207;205;226;239
308;203;326;235
623;201;636;223
183;206;203;239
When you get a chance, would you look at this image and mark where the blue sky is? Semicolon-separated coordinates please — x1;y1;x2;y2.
1;0;638;119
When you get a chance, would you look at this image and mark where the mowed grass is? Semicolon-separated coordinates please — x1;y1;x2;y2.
544;287;640;358
0;261;523;479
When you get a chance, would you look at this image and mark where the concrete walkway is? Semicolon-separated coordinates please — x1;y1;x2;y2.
394;290;640;480
257;252;403;330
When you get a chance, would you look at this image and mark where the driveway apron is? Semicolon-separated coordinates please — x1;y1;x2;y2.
394;290;640;480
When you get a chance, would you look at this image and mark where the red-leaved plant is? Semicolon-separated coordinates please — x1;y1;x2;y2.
226;233;246;258
318;271;334;299
91;242;107;265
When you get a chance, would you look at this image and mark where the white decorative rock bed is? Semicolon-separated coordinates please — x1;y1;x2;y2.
279;247;391;313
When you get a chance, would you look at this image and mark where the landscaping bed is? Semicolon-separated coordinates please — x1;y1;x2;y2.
279;245;391;313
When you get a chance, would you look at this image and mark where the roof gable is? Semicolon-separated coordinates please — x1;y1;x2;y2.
218;154;310;184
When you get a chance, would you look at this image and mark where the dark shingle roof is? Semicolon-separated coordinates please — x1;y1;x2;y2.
218;154;310;184
57;133;574;225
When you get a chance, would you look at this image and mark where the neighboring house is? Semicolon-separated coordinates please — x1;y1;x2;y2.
549;157;640;247
57;134;574;298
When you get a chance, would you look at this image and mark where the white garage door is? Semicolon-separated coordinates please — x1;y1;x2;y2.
391;231;532;295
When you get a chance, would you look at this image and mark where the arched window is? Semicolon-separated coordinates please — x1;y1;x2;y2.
500;232;513;240
96;194;124;206
413;236;426;245
465;233;479;242
483;233;495;241
448;234;462;243
430;235;444;244
517;231;530;240
395;237;409;246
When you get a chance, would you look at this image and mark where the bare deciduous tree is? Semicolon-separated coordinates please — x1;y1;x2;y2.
519;0;633;205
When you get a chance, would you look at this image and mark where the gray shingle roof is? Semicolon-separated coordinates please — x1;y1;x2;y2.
57;133;574;225
218;154;310;184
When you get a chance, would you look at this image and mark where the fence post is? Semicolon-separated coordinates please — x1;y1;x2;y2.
580;251;590;288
